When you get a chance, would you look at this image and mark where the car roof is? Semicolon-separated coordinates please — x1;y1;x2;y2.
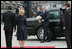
46;8;60;11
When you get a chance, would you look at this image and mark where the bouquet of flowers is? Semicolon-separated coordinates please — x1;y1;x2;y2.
36;15;42;23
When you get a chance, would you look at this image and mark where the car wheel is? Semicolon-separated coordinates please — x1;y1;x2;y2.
37;27;51;41
37;27;44;40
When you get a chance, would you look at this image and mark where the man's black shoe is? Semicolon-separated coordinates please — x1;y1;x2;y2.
45;40;51;42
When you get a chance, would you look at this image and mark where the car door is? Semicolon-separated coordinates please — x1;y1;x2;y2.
49;10;63;37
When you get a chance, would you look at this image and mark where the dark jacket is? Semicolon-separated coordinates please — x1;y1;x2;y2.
16;8;19;15
2;11;16;31
16;15;27;33
61;8;71;35
16;15;27;40
40;10;49;26
36;10;41;16
62;9;71;29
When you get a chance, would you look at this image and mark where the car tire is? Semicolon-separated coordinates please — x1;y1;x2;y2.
37;27;44;40
36;27;52;41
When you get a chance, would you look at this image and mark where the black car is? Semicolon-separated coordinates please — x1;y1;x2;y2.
1;8;64;40
27;8;64;40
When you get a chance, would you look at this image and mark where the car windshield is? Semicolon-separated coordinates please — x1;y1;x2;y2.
49;10;59;19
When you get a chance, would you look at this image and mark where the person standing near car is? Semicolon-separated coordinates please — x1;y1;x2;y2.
15;10;27;48
15;4;25;36
61;3;71;48
16;4;25;16
40;6;51;43
32;5;41;17
2;6;16;48
36;5;41;16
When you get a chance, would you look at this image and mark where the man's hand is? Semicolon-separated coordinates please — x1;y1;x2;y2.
42;19;44;22
63;27;66;30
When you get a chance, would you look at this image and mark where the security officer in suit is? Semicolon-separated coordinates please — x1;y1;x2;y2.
40;6;51;43
2;6;16;48
60;3;71;48
36;5;41;16
16;4;24;16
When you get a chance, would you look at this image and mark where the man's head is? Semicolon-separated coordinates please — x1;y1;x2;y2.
37;5;40;11
42;5;46;11
8;6;13;10
65;3;71;9
19;4;24;10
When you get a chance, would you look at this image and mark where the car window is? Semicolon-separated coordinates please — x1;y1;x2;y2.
49;11;59;19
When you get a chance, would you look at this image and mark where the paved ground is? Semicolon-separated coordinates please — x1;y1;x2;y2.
1;25;67;48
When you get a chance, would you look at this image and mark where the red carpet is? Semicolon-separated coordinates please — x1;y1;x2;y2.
1;46;55;48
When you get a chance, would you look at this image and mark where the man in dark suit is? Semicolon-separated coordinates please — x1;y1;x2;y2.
36;5;41;16
61;3;71;48
2;6;16;48
40;6;51;43
16;4;24;16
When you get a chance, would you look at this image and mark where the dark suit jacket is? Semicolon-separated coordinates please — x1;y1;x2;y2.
61;8;71;35
62;9;71;29
16;8;19;15
36;11;41;16
40;10;49;27
2;11;16;31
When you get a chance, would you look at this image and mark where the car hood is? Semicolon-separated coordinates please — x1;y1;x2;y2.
26;17;40;27
27;17;37;21
27;17;60;22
